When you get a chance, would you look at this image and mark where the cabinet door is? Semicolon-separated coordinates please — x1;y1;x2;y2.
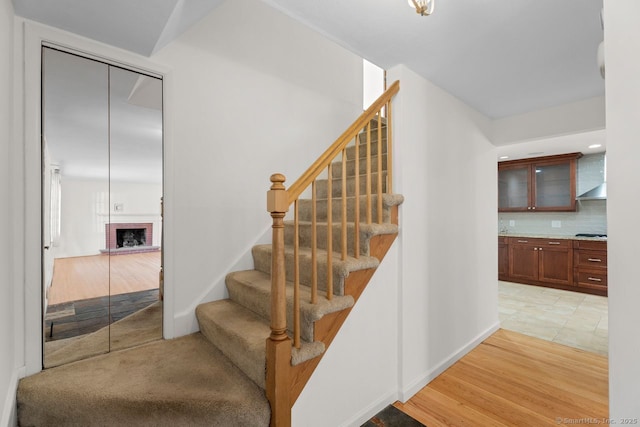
538;246;573;286
498;165;530;211
532;160;577;211
509;245;538;280
498;240;509;280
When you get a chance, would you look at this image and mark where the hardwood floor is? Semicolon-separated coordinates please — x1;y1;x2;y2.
395;329;608;426
48;252;161;305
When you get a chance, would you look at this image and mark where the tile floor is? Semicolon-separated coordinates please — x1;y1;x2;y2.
499;281;608;355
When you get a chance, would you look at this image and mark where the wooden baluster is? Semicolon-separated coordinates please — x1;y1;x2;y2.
293;200;300;349
341;150;347;260
354;136;360;259
377;112;383;224
265;173;291;427
311;181;317;304
326;163;333;300
366;123;372;225
387;100;393;194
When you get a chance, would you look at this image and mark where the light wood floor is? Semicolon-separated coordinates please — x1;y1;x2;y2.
395;329;608;426
48;252;161;305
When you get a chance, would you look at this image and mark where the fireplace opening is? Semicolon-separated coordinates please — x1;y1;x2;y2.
116;228;146;248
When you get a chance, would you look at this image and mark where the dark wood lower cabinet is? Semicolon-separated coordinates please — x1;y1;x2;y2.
499;236;607;296
498;237;509;281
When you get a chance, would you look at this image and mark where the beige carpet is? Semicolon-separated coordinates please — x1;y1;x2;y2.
45;301;163;368
19;333;270;426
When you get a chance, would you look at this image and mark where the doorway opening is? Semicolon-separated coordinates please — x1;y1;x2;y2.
41;46;164;368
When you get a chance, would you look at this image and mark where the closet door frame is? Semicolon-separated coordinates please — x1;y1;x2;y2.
20;21;174;376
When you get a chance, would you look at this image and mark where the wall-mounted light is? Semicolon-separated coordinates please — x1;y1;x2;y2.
408;0;435;16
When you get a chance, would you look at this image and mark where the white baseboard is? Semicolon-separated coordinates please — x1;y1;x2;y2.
341;390;400;427
399;321;501;402
1;367;24;427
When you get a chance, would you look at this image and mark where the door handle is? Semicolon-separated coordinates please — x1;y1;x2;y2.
588;277;602;282
588;258;602;262
548;242;560;245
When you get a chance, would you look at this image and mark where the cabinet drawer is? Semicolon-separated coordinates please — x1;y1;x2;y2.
575;271;608;290
507;237;571;248
574;240;607;251
574;250;607;269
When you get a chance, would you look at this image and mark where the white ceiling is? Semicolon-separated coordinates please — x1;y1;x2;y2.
14;0;605;119
12;0;225;56
17;0;607;167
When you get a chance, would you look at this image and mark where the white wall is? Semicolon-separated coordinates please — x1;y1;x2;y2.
0;0;16;424
295;65;500;425
293;243;399;427
492;96;605;145
604;0;640;418
388;65;500;399
151;0;363;336
57;177;162;258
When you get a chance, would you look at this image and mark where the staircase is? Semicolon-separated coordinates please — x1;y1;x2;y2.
17;82;401;426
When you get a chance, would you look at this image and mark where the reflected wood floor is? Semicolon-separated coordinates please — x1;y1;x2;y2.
48;252;161;305
395;329;608;426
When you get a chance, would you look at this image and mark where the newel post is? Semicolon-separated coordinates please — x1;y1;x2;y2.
266;173;292;427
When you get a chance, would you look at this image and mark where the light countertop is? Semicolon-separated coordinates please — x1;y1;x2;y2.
498;233;607;242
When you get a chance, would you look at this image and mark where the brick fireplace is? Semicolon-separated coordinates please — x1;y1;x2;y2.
102;223;159;255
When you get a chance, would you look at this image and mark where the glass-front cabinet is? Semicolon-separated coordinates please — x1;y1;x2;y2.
498;153;581;212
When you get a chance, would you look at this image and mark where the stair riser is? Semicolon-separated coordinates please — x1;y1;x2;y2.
284;222;371;257
298;197;393;223
316;172;387;199
331;154;388;179
196;304;268;389
252;246;348;296
345;138;387;160
357;125;387;142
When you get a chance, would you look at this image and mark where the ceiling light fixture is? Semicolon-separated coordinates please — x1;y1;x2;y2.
589;144;602;149
499;156;509;160
408;0;435;16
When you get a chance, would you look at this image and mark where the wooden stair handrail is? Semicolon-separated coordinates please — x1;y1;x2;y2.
286;80;400;204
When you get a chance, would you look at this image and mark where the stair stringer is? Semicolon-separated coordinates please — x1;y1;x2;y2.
287;205;398;405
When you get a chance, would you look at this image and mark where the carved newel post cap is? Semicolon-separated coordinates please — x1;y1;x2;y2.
270;173;286;189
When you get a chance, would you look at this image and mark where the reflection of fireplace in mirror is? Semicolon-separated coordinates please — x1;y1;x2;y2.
118;228;146;248
102;223;160;255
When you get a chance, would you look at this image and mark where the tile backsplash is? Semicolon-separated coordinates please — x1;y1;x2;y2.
499;153;607;236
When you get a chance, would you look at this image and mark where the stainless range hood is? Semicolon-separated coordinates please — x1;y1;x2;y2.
577;182;607;200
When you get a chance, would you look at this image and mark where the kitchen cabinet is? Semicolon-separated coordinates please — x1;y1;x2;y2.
507;237;573;286
499;235;607;296
498;237;509;280
574;240;608;294
498;153;582;212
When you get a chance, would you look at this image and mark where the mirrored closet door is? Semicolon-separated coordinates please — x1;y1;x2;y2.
42;47;163;368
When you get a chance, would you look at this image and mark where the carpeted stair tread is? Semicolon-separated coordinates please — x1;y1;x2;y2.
226;269;354;342
196;300;325;389
18;333;270;426
252;244;380;296
284;221;399;257
196;300;269;389
331;154;388;178
298;193;404;223
316;171;388;198
346;137;387;159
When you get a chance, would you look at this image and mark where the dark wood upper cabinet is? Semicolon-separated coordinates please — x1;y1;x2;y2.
498;153;582;212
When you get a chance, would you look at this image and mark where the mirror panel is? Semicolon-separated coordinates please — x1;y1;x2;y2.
42;48;163;368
